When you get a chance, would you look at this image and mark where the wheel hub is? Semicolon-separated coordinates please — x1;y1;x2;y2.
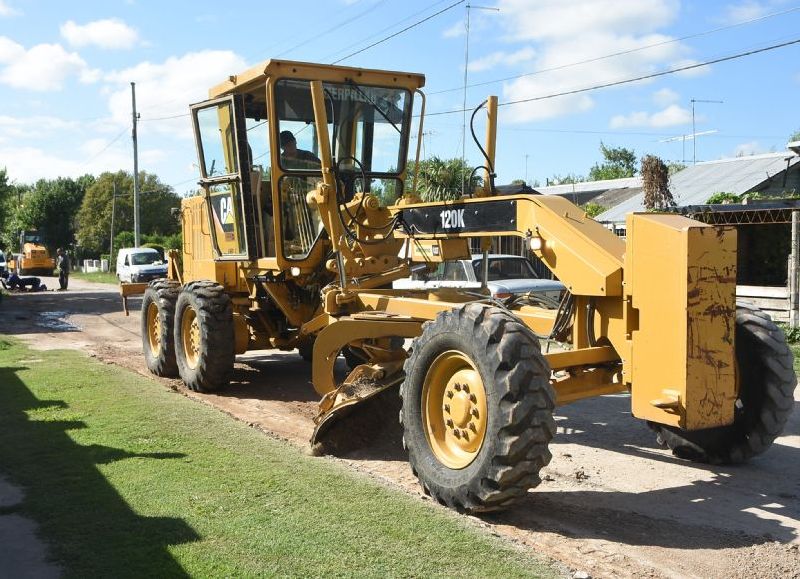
181;307;201;370
422;351;488;469
147;302;161;356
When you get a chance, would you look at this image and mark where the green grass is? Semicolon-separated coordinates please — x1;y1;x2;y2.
72;270;119;284
0;337;555;578
791;343;800;375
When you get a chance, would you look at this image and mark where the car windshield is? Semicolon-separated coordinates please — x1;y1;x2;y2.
472;258;537;281
131;253;162;266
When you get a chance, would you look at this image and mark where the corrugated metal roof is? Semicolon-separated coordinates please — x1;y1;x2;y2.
536;176;641;196
597;152;800;223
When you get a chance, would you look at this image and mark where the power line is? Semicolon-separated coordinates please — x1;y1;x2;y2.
323;0;452;62
82;128;128;167
139;112;190;122
332;0;466;64
427;4;800;95
277;0;391;58
424;37;800;117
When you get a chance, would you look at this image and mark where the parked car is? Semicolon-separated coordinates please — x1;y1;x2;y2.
393;254;565;306
116;247;168;283
0;250;6;274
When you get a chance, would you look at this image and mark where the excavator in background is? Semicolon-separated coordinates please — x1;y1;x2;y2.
121;59;796;513
8;230;55;276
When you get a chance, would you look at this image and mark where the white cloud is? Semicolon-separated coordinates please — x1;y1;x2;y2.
500;0;679;42
721;1;769;24
0;115;79;142
733;141;763;157
469;47;535;72
671;58;712;78
610;104;691;128
0;38;93;90
442;20;464;38
492;0;688;123
652;87;679;106
0;0;20;16
61;18;140;50
103;50;247;138
0;36;24;62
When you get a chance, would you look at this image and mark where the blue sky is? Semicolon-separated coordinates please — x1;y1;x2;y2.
1;0;799;194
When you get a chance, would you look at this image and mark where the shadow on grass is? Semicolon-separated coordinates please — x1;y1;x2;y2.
0;364;199;577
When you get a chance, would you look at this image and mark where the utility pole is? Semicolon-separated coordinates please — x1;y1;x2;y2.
110;180;117;267
131;82;141;246
690;98;723;165
461;4;499;195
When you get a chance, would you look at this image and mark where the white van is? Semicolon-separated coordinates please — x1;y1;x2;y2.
116;247;168;283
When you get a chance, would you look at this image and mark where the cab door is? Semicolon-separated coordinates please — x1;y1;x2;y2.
190;95;258;261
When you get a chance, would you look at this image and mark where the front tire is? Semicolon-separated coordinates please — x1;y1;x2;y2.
401;303;555;513
651;304;796;464
141;280;180;377
174;281;234;392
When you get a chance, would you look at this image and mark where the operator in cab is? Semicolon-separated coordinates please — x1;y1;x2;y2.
279;130;320;170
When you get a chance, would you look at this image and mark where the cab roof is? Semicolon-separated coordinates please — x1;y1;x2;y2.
209;59;426;98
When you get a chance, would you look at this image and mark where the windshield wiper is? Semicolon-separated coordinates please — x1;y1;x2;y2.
346;79;401;135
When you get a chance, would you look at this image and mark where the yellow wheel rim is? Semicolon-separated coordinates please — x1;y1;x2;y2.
146;302;161;357
181;307;201;370
422;351;488;469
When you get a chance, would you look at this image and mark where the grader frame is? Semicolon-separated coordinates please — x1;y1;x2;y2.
127;58;796;513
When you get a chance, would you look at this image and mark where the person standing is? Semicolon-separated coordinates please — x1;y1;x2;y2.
56;248;70;291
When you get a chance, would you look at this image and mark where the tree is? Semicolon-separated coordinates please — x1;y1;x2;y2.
667;161;686;176
0;169;17;250
588;143;637;181
641;155;675;211
76;171;181;256
18;176;93;250
581;202;606;218
790;128;800;142
548;174;584;185
405;157;482;202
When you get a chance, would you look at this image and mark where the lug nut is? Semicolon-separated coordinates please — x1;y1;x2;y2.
454;383;462;391
471;408;479;418
445;419;454;428
443;404;451;414
446;390;454;399
453;429;461;438
463;384;470;393
469;394;477;403
468;422;477;432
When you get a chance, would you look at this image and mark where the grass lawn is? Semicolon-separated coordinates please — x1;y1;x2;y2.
0;337;556;578
71;271;119;285
791;343;800;375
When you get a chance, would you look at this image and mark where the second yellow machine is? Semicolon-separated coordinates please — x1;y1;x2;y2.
127;59;795;513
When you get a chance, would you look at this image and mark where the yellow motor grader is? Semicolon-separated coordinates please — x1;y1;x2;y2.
124;59;795;513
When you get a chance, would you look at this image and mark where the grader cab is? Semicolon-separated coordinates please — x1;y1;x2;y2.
132;59;796;513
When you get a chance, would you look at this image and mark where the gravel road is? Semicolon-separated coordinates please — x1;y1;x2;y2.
2;277;798;578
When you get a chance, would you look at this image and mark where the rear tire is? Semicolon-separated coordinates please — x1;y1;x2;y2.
650;304;796;464
141;280;180;377
401;303;555;513
174;281;234;392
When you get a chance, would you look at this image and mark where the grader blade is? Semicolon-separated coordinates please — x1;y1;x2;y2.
311;362;404;444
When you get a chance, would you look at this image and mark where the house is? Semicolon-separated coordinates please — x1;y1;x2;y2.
596;148;800;224
534;176;642;208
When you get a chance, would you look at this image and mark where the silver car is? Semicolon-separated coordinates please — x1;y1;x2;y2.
394;254;565;305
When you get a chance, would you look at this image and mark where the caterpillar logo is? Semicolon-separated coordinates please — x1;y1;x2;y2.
440;208;465;230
